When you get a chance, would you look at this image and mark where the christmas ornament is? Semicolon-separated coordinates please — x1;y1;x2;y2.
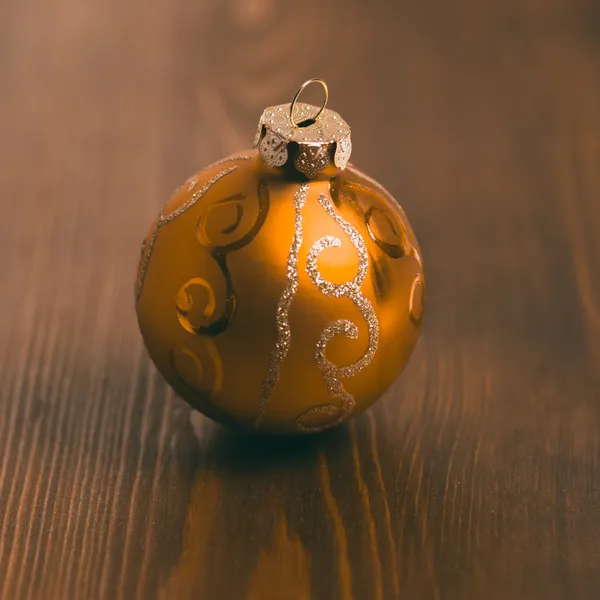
135;79;425;434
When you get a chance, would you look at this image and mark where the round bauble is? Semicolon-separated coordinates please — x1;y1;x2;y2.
135;80;425;434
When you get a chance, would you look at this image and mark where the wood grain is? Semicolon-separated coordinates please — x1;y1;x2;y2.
1;0;600;598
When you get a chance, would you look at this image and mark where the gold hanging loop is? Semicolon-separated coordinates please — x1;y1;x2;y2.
290;78;329;128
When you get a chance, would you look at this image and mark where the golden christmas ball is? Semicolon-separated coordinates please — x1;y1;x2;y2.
135;79;425;434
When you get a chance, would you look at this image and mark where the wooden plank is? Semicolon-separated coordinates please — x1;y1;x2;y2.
1;0;599;598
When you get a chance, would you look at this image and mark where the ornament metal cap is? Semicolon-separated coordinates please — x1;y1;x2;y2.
253;78;352;179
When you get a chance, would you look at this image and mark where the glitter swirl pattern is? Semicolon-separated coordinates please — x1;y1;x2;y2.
136;166;238;301
295;192;379;432
254;183;310;429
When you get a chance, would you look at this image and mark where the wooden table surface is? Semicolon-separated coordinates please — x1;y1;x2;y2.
2;1;600;598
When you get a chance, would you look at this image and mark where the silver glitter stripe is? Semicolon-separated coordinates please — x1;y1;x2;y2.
296;192;379;432
205;154;252;170
186;156;251;193
136;219;162;301
254;183;310;429
308;192;368;293
136;166;237;301
162;166;237;223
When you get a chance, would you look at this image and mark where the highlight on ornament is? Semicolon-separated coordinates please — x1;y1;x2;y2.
135;78;425;435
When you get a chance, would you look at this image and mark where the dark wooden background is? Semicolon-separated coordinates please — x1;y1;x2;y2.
2;0;600;598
